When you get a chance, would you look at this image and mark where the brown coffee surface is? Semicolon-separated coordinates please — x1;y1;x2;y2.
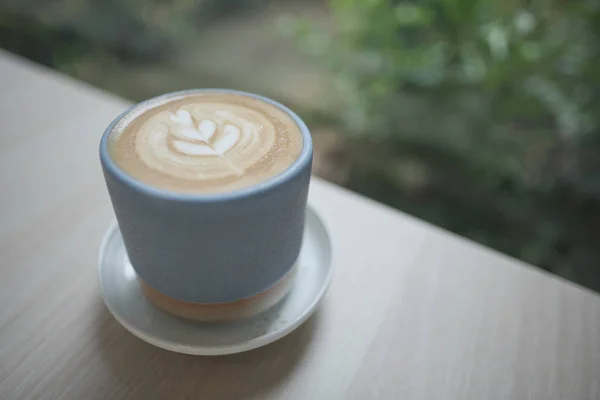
107;91;303;193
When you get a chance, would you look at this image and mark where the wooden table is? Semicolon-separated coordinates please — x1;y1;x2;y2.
0;50;599;400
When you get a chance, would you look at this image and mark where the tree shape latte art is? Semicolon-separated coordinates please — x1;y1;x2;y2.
169;109;243;174
135;104;276;181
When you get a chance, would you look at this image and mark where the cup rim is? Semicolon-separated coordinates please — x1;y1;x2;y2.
99;89;313;203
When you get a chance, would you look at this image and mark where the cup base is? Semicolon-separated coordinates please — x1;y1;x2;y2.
138;265;297;322
98;206;332;355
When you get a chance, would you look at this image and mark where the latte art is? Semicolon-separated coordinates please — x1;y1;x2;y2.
137;105;273;180
108;92;303;193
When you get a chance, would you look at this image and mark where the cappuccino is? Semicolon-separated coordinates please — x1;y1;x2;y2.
107;91;303;193
101;89;312;321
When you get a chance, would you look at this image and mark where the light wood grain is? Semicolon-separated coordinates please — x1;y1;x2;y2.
0;50;599;400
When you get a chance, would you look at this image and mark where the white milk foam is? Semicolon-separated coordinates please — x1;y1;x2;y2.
136;104;273;181
109;92;304;194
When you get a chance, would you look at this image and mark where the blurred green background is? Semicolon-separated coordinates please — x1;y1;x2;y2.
2;0;600;291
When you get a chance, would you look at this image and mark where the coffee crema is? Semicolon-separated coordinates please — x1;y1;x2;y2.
107;91;303;193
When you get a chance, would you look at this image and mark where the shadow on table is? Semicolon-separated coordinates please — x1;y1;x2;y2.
92;296;319;399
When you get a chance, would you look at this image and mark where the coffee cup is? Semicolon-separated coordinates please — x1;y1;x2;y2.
99;89;312;321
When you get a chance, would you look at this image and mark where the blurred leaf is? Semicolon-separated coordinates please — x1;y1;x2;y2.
394;4;433;26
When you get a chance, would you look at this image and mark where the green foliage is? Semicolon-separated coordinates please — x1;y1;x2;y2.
286;0;600;286
1;0;190;60
0;0;266;62
288;0;600;187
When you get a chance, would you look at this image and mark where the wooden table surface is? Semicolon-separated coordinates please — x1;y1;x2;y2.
0;50;599;400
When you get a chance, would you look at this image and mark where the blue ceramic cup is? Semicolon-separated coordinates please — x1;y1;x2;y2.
100;89;312;308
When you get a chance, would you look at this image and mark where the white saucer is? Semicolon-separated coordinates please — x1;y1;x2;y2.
97;206;332;356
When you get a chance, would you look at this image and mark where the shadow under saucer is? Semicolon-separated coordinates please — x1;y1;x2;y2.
92;296;322;399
